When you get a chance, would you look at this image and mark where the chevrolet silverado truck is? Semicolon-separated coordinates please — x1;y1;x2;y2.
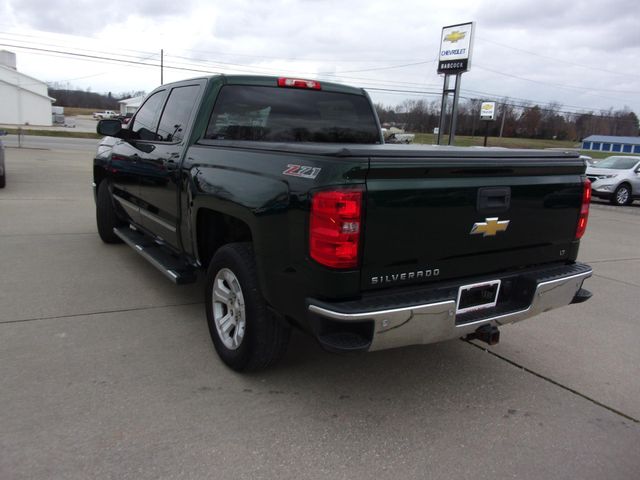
93;75;593;372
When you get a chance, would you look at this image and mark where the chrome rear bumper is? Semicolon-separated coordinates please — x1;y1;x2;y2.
308;265;592;352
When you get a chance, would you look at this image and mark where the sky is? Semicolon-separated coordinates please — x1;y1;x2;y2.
0;0;639;116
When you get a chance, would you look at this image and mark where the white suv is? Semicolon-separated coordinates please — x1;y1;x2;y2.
587;156;640;206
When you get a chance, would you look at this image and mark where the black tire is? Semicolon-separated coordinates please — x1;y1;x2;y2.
96;181;125;243
0;172;5;188
205;242;290;372
611;184;632;206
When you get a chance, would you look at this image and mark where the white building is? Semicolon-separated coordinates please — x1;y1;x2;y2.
0;50;55;126
118;95;144;115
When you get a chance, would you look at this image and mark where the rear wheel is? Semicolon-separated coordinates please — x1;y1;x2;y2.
96;181;125;243
205;243;290;372
611;184;632;206
0;172;5;188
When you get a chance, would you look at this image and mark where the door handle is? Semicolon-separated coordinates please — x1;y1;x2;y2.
477;187;511;213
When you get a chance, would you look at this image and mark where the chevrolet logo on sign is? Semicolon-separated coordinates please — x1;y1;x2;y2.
444;31;466;43
470;218;510;237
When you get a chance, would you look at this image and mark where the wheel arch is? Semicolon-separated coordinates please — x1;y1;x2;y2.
93;164;108;188
619;181;632;192
195;207;254;269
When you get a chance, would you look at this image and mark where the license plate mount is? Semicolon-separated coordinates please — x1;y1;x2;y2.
456;280;501;315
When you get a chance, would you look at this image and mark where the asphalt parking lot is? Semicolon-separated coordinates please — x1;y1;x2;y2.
1;140;639;480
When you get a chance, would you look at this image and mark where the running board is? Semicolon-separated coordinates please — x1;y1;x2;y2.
113;227;198;285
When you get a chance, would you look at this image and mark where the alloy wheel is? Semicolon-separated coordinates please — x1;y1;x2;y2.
211;268;246;350
616;186;630;205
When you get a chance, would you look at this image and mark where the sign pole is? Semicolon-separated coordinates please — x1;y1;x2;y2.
484;120;489;147
448;73;462;146
437;75;449;145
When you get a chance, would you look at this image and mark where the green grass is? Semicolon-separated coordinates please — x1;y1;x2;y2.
1;127;635;155
413;134;640;160
62;107;100;116
413;133;578;149
3;128;100;139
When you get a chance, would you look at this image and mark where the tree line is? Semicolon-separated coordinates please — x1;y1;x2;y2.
47;82;146;110
375;98;639;140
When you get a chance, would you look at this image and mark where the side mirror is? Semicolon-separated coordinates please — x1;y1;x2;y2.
97;119;123;137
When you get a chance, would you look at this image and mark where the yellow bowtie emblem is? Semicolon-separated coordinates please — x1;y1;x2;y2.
444;31;466;43
470;218;510;237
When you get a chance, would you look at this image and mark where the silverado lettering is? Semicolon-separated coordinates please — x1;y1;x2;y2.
371;269;441;285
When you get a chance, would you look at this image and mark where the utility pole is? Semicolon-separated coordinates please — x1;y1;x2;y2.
499;103;506;138
160;49;164;85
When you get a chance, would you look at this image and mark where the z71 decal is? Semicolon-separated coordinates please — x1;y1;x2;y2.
283;164;321;179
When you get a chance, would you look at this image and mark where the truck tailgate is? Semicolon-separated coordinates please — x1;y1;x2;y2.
361;151;586;290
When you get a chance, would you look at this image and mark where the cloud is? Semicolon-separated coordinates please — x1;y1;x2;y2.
2;0;639;113
8;0;196;36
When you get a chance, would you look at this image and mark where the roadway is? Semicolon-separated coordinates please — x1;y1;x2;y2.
1;140;638;479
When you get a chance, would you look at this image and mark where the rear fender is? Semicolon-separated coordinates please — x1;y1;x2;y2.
188;165;290;304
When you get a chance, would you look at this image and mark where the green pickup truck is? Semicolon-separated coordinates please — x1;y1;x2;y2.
93;75;593;371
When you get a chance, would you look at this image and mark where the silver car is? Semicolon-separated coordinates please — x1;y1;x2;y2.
587;155;640;206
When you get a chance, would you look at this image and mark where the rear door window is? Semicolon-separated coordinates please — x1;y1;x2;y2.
205;85;380;144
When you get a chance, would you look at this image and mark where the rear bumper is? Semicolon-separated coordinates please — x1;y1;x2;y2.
307;262;592;352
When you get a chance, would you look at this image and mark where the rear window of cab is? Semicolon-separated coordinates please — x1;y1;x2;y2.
205;85;380;144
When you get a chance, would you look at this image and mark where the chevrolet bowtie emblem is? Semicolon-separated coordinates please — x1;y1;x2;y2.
470;218;510;237
444;31;466;43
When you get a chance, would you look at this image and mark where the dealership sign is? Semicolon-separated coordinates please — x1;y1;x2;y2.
480;101;496;121
437;22;475;74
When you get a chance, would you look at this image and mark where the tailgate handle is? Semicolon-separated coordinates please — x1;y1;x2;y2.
477;187;511;213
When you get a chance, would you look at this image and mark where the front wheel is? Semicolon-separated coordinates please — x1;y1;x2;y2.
611;184;632;206
205;243;290;372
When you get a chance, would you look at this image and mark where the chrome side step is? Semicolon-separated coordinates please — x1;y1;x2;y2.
113;226;198;285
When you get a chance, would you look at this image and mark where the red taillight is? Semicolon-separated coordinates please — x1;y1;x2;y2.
310;189;363;269
277;77;321;90
576;178;591;240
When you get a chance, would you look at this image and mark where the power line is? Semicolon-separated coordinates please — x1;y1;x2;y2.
0;32;160;62
318;59;437;75
2;41;438;94
478;36;640;80
0;29;422;64
475;64;639;96
460;86;633;115
164;52;442;90
2;38;637;120
367;86;636;122
0;43;219;75
2;34;440;91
